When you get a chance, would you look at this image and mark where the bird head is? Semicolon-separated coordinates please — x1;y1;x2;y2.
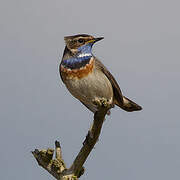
64;34;104;54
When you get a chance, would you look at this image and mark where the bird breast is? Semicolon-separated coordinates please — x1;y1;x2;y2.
63;62;114;106
60;57;94;80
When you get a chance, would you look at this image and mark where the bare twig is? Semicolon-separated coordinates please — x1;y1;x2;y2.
32;98;112;179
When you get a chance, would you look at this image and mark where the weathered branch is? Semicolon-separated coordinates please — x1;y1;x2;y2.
32;98;112;180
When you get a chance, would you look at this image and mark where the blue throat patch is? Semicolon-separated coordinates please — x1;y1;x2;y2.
62;43;93;69
62;55;92;69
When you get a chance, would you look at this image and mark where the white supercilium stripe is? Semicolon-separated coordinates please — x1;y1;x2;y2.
78;53;91;58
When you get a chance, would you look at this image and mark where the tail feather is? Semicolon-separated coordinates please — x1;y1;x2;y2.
116;96;142;112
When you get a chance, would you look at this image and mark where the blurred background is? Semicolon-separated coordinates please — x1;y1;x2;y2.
0;0;180;179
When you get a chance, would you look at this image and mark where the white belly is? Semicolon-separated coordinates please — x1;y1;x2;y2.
64;69;113;112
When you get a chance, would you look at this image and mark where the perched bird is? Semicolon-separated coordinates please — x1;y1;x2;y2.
59;34;142;114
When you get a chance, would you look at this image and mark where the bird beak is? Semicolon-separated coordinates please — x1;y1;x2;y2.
87;37;104;44
94;37;104;43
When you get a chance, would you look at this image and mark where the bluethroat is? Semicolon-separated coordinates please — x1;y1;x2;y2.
59;34;142;114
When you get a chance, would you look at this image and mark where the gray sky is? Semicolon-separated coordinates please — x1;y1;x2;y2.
0;0;180;179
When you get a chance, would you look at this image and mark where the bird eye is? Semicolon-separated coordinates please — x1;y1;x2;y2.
78;38;84;43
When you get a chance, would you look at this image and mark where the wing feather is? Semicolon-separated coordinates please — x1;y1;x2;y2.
94;58;124;106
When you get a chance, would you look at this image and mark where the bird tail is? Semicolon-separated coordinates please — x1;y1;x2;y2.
116;96;142;112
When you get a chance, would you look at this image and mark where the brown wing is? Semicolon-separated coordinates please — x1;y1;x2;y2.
94;58;124;106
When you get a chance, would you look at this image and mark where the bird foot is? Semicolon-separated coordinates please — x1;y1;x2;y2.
92;97;112;109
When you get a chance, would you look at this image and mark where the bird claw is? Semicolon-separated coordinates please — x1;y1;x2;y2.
92;97;112;108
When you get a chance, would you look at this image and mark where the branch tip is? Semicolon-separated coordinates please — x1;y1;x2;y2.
55;140;61;148
34;149;40;153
